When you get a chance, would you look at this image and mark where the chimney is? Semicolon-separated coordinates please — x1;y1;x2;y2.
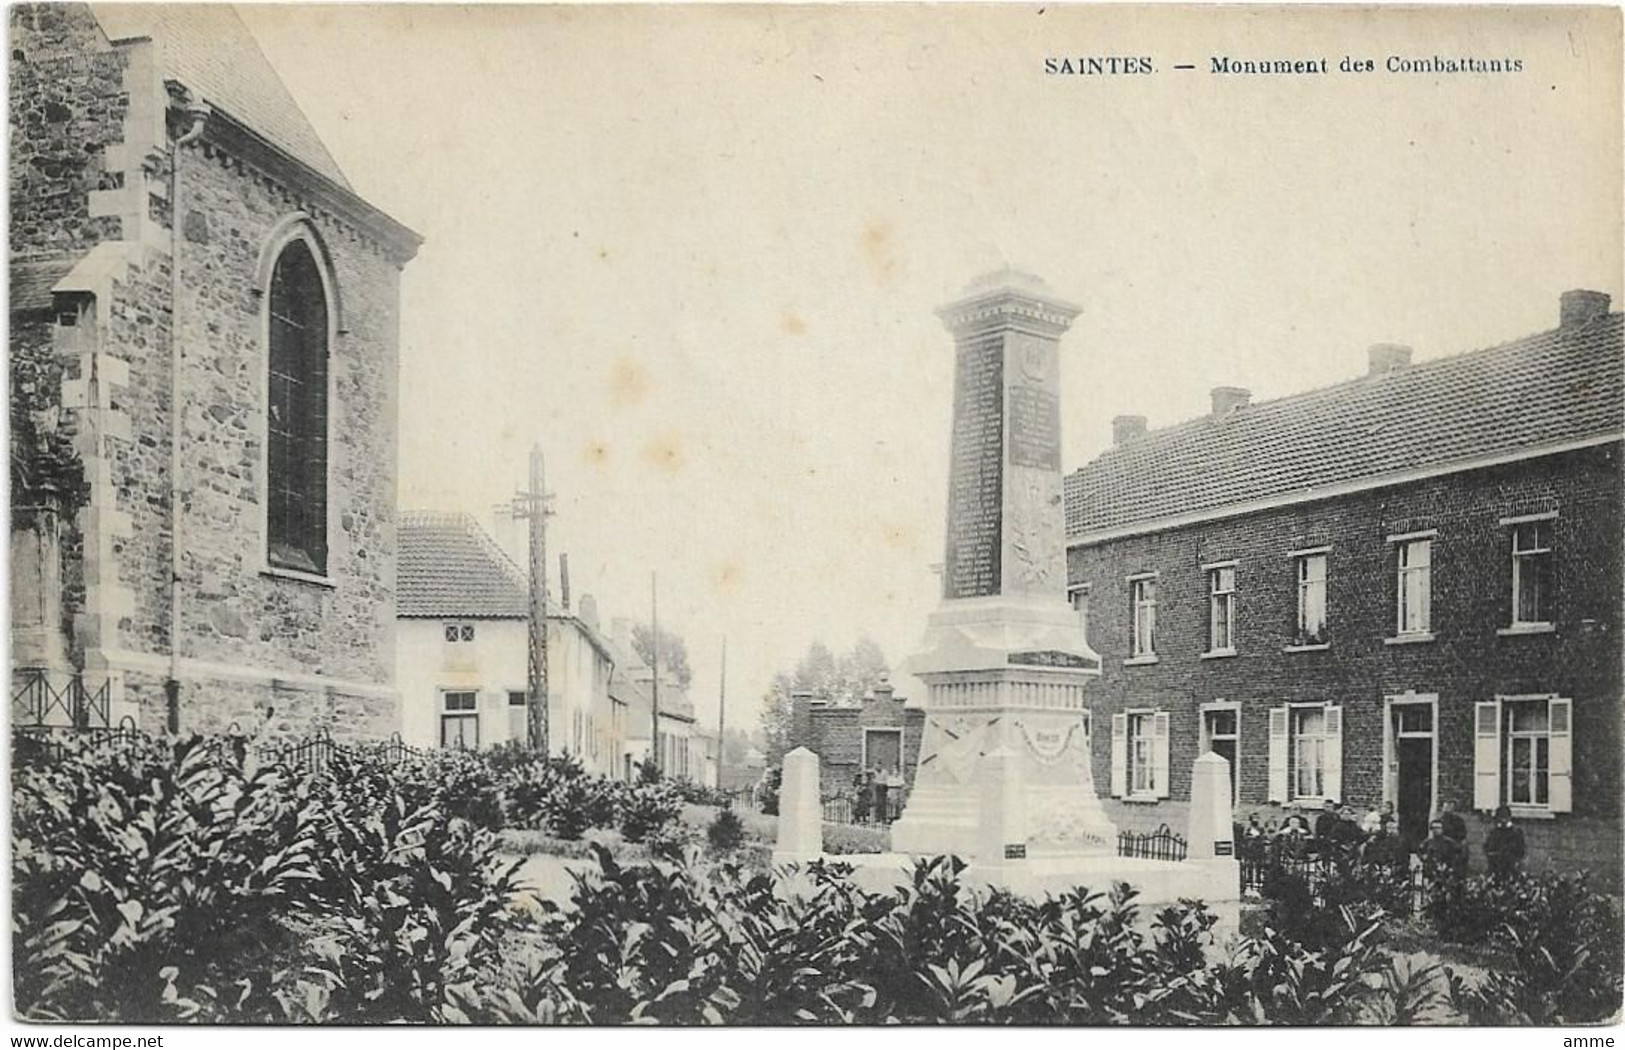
1210;386;1251;418
1112;415;1147;446
872;676;895;703
1560;289;1611;330
558;553;571;612
1367;343;1413;376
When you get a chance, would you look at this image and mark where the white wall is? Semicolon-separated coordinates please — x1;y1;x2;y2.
397;616;621;773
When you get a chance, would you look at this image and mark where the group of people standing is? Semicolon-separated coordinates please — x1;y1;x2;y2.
1237;798;1530;888
850;766;906;825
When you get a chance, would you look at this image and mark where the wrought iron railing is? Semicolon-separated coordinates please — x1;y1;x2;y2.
1116;823;1189;862
821;791;904;826
253;727;426;773
13;717;141;764
11;667;112;729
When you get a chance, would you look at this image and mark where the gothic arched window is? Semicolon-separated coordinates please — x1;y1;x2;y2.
265;237;329;575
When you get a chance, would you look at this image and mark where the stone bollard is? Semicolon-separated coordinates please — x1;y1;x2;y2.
973;745;1029;893
1187;751;1235;859
774;747;823;864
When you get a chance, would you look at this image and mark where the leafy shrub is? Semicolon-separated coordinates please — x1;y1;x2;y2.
822;821;888;855
619;779;684;844
13;734;322;1021
668;776;729;807
500;754;621;839
707;807;745;852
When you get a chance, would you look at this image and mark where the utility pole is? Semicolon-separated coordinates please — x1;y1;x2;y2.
716;636;727;791
510;445;552;756
649;571;660;777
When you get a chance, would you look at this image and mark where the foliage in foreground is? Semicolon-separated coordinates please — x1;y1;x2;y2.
12;732;1622;1025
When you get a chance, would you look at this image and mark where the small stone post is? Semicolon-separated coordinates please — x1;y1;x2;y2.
774;747;823;863
1187;752;1235;860
974;746;1029;891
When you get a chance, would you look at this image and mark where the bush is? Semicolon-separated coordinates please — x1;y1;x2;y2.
619;779;684;844
822;821;888;855
500;754;621;839
707;807;745;853
668;776;729;807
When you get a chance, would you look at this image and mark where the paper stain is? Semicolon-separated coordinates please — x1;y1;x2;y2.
780;309;807;336
583;440;611;467
711;561;744;596
862;220;899;285
609;358;649;408
643;432;686;474
879;522;915;551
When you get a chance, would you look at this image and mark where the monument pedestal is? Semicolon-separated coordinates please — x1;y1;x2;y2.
891;593;1118;859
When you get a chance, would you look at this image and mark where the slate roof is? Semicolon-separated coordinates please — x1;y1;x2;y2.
1065;312;1625;539
397;511;528;619
92;4;352;189
10;258;80;312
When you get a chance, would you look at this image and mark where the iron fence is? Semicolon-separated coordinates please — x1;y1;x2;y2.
13;717;141;764
1116;823;1188;862
1239;845;1426;914
821;791;904;826
11;668;112;729
253;727;426;773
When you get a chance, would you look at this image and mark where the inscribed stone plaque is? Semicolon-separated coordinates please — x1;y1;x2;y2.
944;337;1003;599
1008;383;1060;471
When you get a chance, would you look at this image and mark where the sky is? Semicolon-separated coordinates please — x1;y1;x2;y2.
235;2;1622;739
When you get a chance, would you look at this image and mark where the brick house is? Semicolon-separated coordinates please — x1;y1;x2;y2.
9;5;420;737
789;681;926;803
1065;291;1622;883
396;512;627;776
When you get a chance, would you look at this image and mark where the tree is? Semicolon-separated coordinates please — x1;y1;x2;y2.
631;621;692;690
758;636;890;765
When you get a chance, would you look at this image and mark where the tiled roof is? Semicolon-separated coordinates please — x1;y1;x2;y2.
398;511;528;619
1066;313;1624;539
10;258;80;312
92;4;352;189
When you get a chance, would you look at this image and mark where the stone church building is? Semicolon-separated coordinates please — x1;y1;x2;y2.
9;4;420;737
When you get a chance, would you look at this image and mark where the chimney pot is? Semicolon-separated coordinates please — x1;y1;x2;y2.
1210;386;1251;418
1560;289;1611;329
1367;343;1413;376
1112;415;1148;445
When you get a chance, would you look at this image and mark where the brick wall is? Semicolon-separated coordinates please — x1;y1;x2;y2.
1068;443;1623;884
790;690;926;799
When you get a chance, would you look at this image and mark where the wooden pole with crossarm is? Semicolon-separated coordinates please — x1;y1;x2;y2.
511;445;553;756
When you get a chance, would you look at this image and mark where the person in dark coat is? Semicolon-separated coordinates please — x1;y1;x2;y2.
851;769;872;824
1483;805;1526;878
1438;800;1468;845
1419;819;1468;883
1314;798;1340;840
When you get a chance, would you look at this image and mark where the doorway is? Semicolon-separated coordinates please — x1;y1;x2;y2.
1386;697;1436;849
1200;703;1240;805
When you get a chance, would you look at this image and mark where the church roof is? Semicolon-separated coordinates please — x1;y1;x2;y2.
397;511;529;619
1066;310;1624;540
92;4;352;189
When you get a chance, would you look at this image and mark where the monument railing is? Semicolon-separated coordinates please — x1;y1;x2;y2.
822;791;904;826
1116;823;1188;862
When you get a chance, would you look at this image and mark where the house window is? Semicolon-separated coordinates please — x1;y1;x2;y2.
445;623;476;643
1505;700;1550;807
441;691;479;749
266;238;330;576
1396;538;1433;635
1293;707;1327;799
1476;696;1572;812
1068;584;1090;644
1111;709;1168;800
1129;712;1156;795
1511;521;1553;626
1206;564;1236;653
1295;552;1328;645
1129;576;1157;658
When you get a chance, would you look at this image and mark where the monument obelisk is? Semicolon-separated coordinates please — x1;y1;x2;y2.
891;269;1118;859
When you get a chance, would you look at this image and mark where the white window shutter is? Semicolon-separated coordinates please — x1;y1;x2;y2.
1110;713;1127;798
1548;697;1573;813
1474;701;1502;811
1324;705;1344;803
1382;705;1398;805
1153;711;1171;799
1268;706;1289;804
